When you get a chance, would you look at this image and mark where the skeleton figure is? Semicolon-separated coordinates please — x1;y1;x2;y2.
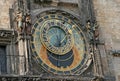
25;13;31;35
86;20;99;50
86;20;91;30
93;22;99;50
86;20;93;41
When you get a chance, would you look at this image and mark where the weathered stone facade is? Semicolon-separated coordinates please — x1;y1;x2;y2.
0;0;17;29
93;0;120;81
0;0;120;81
93;0;120;49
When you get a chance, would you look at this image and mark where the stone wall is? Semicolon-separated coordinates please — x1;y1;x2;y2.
93;0;120;81
0;0;16;29
93;0;120;50
0;0;120;80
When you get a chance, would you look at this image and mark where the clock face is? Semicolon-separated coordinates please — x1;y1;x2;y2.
31;14;89;75
40;19;74;55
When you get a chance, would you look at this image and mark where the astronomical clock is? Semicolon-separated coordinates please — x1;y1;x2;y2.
31;13;92;75
0;0;114;81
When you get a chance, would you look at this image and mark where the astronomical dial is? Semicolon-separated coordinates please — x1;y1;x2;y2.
40;19;74;55
31;14;90;75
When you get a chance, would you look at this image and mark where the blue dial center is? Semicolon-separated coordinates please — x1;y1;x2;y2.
48;26;67;47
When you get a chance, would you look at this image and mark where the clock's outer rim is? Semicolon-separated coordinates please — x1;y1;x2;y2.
31;14;92;75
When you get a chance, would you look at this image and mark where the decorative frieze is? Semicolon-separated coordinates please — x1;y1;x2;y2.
0;29;16;44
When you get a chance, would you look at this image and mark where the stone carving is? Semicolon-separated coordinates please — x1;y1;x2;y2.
1;78;7;81
93;24;99;42
25;13;31;35
86;20;93;40
0;30;14;38
86;21;99;50
0;32;7;37
16;11;23;33
93;22;99;50
16;11;32;35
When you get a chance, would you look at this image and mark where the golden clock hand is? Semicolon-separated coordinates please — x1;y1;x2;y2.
60;29;72;44
60;35;67;44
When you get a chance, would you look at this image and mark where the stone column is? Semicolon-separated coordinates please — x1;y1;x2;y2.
24;39;29;74
18;38;25;75
18;35;29;75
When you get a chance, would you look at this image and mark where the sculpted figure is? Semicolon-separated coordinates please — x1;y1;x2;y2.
25;13;31;35
16;11;23;33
